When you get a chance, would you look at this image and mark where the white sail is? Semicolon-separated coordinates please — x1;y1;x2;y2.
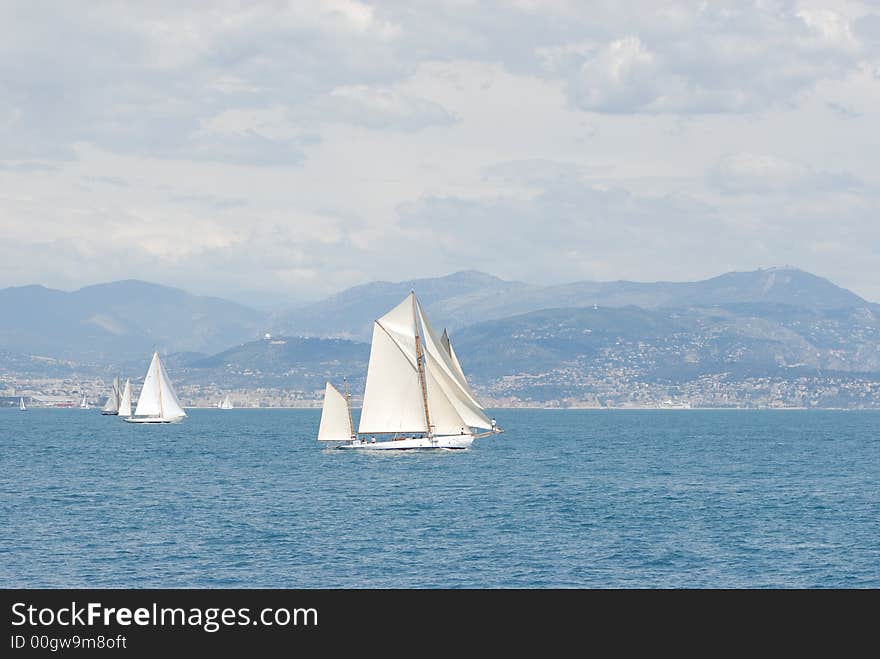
447;340;470;397
358;295;429;434
102;377;120;413
318;382;353;441
157;357;186;420
134;355;162;418
19;397;26;411
132;352;186;421
416;303;492;429
424;362;469;436
79;393;89;409
118;379;132;417
220;395;233;410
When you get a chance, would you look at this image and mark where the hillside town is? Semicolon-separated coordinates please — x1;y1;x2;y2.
4;370;879;410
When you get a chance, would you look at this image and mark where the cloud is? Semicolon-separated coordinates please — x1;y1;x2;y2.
539;4;869;114
395;178;714;284
708;153;863;194
0;1;437;165
1;1;880;304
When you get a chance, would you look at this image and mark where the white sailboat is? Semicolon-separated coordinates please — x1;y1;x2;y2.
219;395;233;410
101;377;120;415
117;379;132;418
19;396;27;411
79;393;90;409
318;292;502;450
125;352;186;424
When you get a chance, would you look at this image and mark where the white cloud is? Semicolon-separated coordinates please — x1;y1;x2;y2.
1;1;880;304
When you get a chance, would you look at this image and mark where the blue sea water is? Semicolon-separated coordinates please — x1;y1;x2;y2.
0;408;877;588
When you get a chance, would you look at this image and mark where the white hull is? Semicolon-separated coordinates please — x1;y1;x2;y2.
336;434;474;450
124;416;185;424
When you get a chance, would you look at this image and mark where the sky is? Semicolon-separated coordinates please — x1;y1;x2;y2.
1;0;879;307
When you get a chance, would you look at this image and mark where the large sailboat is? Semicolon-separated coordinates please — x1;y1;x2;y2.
125;352;186;424
317;292;501;450
101;377;120;415
117;379;132;418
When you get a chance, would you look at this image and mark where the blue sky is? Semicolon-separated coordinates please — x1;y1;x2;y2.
1;1;879;305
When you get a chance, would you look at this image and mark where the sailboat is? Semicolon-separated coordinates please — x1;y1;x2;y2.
101;377;120;415
19;396;27;411
117;379;132;418
219;395;233;410
79;393;90;409
125;352;186;423
317;292;502;450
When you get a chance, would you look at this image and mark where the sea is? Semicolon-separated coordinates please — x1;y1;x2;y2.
1;408;877;588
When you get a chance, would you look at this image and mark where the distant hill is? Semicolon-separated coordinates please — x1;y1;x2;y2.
274;267;871;341
270;270;526;340
179;335;370;391
449;302;880;388
0;280;267;362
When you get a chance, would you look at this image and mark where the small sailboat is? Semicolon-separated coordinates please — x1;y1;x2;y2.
101;377;120;415
79;393;90;409
219;395;233;410
19;396;27;411
125;352;186;424
318;292;502;450
117;379;132;418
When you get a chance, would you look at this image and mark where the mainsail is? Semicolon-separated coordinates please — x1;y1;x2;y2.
358;294;428;435
132;352;186;421
318;382;354;441
118;379;132;417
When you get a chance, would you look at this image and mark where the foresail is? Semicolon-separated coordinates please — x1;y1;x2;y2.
157;357;186;419
318;382;352;441
425;363;469;436
417;302;492;429
358;320;427;435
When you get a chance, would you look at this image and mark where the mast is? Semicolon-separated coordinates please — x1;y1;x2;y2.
343;377;355;440
412;292;432;438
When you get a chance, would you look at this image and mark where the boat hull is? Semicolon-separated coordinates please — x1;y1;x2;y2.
123;416;185;424
336;434;474;450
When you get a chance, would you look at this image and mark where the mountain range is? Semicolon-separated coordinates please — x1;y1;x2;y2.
0;280;265;362
2;268;878;404
271;267;872;341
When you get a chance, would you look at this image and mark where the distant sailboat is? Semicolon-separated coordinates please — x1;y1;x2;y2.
125;352;186;424
19;396;27;411
101;377;120;415
79;393;90;409
318;292;502;450
219;395;233;410
117;379;132;418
